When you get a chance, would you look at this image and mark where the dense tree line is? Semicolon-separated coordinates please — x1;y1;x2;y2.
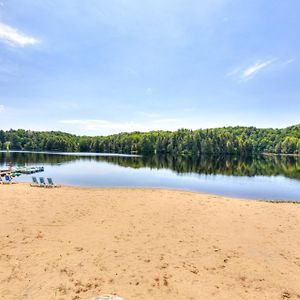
0;124;299;155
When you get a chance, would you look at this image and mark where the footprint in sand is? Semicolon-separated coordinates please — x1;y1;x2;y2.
281;291;291;299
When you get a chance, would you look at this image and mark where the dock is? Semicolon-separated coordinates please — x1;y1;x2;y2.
0;166;44;177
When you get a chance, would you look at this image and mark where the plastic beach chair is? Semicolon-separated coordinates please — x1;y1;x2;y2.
47;178;60;188
39;177;46;187
31;176;39;187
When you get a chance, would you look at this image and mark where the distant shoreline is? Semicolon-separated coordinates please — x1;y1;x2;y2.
1;149;300;157
0;150;141;157
262;152;300;157
1;125;299;156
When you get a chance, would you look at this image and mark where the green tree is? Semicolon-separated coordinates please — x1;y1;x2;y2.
281;137;298;154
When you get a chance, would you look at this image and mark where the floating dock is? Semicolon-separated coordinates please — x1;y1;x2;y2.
0;166;44;177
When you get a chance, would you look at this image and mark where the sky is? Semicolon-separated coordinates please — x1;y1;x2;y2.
0;0;299;136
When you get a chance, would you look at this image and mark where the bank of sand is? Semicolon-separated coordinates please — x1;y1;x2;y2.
0;184;300;300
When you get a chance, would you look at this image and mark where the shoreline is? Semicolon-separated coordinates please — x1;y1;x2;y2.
2;149;300;157
1;184;300;299
15;181;300;203
262;152;300;157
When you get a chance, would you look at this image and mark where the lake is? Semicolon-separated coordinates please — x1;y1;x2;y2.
1;151;300;201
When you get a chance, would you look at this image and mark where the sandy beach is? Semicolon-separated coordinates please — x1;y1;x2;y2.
0;184;299;300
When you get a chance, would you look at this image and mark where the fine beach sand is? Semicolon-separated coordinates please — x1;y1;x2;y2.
0;184;300;300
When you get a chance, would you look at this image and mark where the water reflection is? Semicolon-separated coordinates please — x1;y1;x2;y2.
1;151;299;181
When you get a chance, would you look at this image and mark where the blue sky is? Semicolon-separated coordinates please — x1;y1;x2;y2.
0;0;299;135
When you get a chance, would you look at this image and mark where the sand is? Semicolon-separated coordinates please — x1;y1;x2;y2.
0;184;300;300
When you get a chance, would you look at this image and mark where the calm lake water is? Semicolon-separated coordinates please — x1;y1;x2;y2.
1;151;300;201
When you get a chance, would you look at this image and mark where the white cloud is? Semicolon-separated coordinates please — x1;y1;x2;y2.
0;22;39;47
242;59;275;79
280;58;296;67
60;118;186;135
0;105;4;112
60;119;150;134
226;66;242;77
227;58;278;81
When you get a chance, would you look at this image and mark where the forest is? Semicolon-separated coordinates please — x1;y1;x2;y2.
0;124;299;155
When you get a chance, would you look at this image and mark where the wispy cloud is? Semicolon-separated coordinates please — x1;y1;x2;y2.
227;58;279;81
242;59;275;79
0;22;39;47
0;105;4;112
60;118;185;135
226;66;242;77
280;58;296;67
60;119;150;134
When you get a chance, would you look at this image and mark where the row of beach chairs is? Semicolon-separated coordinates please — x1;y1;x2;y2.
31;177;60;188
